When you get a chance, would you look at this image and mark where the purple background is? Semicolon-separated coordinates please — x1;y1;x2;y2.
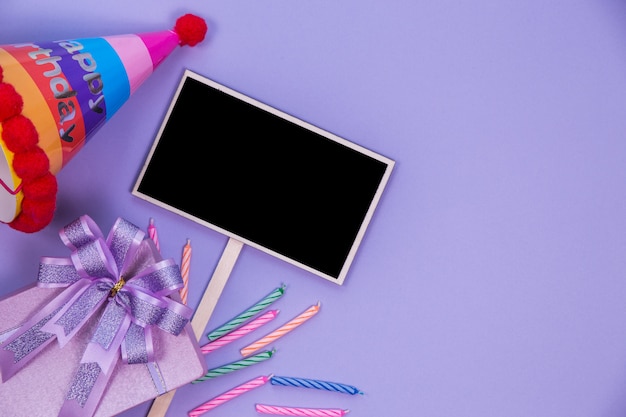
3;2;626;416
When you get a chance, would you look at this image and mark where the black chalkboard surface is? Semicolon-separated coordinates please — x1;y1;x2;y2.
133;70;394;284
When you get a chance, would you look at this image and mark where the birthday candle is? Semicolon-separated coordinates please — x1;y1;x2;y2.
240;302;320;357
180;239;191;304
255;404;349;417
269;375;363;395
188;375;271;417
201;310;279;354
207;284;286;341
193;349;275;383
147;218;160;252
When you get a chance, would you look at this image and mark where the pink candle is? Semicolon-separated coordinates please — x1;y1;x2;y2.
188;375;271;417
255;404;349;417
180;239;191;304
147;218;160;252
201;310;279;354
240;302;320;357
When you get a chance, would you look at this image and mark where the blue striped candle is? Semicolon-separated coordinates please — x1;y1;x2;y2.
269;375;363;395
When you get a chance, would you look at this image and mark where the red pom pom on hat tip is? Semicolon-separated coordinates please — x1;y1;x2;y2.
174;13;208;47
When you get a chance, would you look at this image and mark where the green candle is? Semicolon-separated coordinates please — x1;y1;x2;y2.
207;284;286;341
192;349;275;383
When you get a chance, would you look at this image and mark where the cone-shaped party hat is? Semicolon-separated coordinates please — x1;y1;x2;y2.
0;14;207;232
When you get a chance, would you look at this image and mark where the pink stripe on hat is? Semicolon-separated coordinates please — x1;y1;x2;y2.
103;34;153;94
137;30;180;70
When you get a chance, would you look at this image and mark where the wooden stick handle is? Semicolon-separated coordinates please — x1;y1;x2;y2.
190;237;243;339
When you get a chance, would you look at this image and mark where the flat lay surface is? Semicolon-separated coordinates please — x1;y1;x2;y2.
2;1;626;416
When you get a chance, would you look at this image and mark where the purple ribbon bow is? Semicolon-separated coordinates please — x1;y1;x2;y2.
0;215;192;417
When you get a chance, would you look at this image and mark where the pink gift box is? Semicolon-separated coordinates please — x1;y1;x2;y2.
0;216;207;417
0;284;206;417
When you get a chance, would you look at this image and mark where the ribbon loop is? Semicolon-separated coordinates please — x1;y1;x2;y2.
38;258;82;287
107;217;145;277
60;215;103;251
129;260;185;295
72;240;117;281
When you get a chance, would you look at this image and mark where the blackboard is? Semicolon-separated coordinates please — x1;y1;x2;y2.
133;70;394;284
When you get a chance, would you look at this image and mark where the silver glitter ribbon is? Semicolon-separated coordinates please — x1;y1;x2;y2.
0;215;193;417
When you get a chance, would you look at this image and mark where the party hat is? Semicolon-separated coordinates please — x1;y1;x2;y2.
0;14;207;232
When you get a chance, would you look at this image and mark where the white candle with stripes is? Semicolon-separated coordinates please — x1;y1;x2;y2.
240;302;320;357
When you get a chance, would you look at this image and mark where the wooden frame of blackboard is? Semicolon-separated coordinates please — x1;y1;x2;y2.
132;69;394;284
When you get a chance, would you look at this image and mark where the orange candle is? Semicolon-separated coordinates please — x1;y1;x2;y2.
240;302;320;357
180;239;191;304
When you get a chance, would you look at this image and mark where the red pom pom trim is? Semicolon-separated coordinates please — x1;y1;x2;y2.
21;173;57;201
13;148;50;180
0;83;23;121
0;64;57;233
174;14;208;47
2;115;39;153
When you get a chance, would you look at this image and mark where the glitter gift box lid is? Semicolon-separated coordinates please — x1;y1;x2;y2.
0;284;207;417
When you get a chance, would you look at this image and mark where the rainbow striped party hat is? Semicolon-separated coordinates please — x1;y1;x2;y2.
0;14;207;232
